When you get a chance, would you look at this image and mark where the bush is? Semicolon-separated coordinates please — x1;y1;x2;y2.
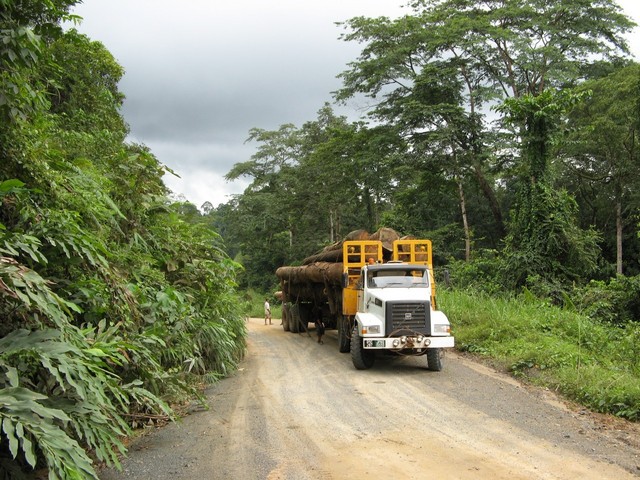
443;249;505;295
573;275;640;325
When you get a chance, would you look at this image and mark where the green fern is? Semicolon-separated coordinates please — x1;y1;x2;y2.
0;387;97;479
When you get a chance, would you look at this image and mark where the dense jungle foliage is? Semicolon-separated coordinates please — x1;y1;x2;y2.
1;1;246;478
214;0;640;418
218;0;640;297
2;0;640;478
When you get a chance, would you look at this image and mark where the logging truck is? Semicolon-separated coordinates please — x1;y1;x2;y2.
276;230;454;371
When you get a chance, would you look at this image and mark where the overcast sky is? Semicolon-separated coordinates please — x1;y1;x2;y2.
70;0;640;209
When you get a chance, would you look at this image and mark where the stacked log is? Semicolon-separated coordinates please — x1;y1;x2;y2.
276;228;403;303
301;229;369;265
276;262;343;285
369;227;401;252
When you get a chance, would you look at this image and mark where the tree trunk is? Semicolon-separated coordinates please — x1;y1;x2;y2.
457;178;471;261
329;209;335;244
471;163;505;239
616;199;623;275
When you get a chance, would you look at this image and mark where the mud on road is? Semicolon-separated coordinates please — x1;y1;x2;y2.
100;318;640;480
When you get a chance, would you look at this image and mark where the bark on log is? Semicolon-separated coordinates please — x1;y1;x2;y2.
276;262;343;285
302;248;343;265
369;227;400;252
276;228;410;303
302;229;370;264
280;283;325;303
301;228;402;265
321;229;370;252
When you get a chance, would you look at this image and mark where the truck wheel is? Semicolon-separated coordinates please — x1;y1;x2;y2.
426;348;443;371
337;315;350;353
299;303;310;332
351;325;375;370
282;304;290;332
289;304;300;333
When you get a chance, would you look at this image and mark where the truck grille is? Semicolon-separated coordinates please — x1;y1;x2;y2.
386;301;431;336
386;301;431;335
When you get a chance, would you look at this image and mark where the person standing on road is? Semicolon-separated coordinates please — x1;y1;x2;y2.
264;299;272;325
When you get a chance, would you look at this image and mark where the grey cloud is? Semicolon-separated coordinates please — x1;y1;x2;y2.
66;2;399;208
71;0;640;211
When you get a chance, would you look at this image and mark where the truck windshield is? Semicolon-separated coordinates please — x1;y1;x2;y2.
368;269;429;288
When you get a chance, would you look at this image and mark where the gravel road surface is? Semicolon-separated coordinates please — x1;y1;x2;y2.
100;317;640;479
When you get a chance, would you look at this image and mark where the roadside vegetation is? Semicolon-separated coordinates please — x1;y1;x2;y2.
440;288;640;422
1;2;246;478
243;289;282;319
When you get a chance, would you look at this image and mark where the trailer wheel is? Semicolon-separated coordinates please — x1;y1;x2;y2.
289;303;301;333
337;315;350;353
282;304;290;332
298;303;310;333
426;348;443;371
351;325;375;370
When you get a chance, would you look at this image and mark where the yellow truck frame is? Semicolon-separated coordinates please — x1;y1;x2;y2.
342;239;437;316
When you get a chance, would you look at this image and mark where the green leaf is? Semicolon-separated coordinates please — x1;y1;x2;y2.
2;417;19;458
84;348;108;357
0;179;25;193
22;434;36;467
5;366;19;387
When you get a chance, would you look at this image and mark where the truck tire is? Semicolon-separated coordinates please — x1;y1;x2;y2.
289;303;301;333
298;303;310;333
282;304;290;332
351;325;375;370
426;348;443;372
337;315;350;353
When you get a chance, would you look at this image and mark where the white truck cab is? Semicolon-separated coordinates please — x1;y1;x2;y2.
343;241;454;370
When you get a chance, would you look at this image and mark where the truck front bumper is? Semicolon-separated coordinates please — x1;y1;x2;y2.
362;335;454;350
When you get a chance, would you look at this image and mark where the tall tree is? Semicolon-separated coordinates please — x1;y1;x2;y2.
224;105;404;288
225;123;304;288
498;89;601;289
301;117;401;236
335;0;635;257
561;63;640;275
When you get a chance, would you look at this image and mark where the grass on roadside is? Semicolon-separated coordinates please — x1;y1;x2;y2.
439;289;640;422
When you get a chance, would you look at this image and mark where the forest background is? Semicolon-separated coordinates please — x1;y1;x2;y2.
1;0;639;479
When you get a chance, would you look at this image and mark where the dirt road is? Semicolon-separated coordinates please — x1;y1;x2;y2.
100;318;640;479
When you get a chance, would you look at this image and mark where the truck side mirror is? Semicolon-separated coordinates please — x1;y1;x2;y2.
342;272;348;288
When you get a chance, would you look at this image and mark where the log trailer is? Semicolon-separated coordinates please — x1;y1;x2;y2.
276;236;454;371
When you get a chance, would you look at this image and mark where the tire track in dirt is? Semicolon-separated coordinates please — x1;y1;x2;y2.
100;318;640;479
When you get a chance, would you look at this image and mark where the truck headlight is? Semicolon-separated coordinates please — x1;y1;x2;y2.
362;325;380;335
434;324;451;334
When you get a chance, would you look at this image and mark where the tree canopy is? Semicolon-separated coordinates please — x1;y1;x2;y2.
219;0;639;296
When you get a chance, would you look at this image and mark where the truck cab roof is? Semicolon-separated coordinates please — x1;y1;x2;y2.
365;263;430;288
365;262;427;271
